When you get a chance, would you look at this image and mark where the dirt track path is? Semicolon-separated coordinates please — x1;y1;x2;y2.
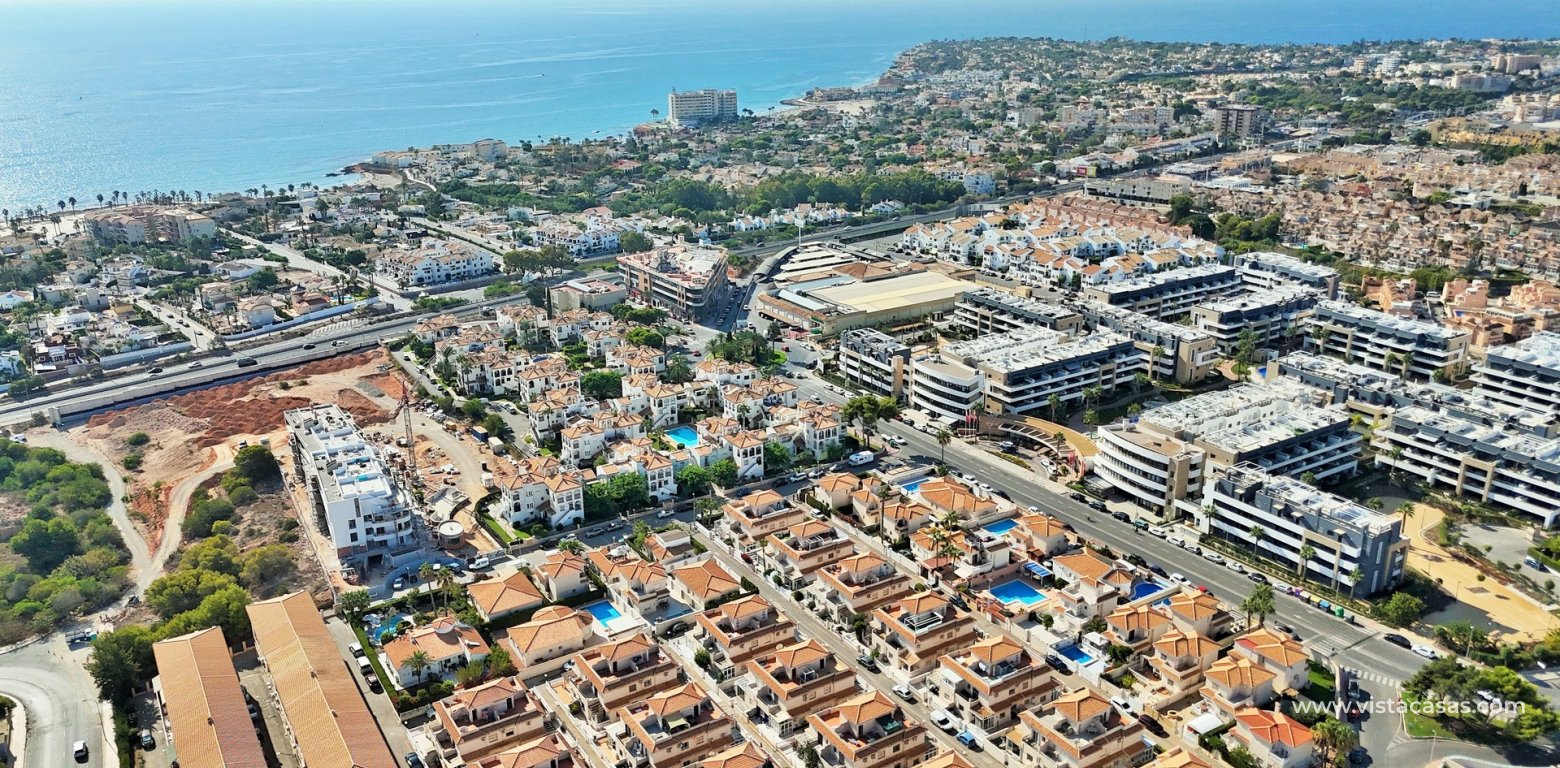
25;429;155;591
151;443;235;576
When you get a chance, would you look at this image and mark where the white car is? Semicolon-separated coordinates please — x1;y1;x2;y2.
1148;526;1168;537
1227;561;1246;574
1028;505;1040;513
1170;573;1190;586
1202;551;1225;565
656;510;676;519
1412;645;1439;660
1166;536;1186;548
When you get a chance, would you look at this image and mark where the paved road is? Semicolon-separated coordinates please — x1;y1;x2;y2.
0;636;111;768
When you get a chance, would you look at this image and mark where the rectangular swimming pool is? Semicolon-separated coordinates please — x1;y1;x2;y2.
666;426;701;448
583;600;623;625
989;578;1047;607
1131;581;1169;601
982;519;1018;535
899;479;924;494
1057;643;1096;666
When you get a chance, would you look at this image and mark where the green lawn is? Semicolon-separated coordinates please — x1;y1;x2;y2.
1302;664;1336;702
1404;711;1455;739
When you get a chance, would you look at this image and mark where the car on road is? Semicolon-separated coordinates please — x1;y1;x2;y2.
788;471;808;482
349;642;365;658
1347;678;1361;701
929;708;959;734
1166;536;1186;548
808;468;825;479
1148;526;1168;537
1524;556;1548;572
1045;653;1068;670
66;629;96;645
891;684;915;702
1027;505;1040;513
856;654;879;672
73;740;89;761
656;510;676;519
606;520;625;531
999;440;1015;450
586;527;605;537
1383;633;1411;649
1089;500;1107;512
139;729;155;749
1068;492;1086;502
391;578;404;591
468;556;490;570
1412;645;1439;660
149;367;164;374
304;343;317;350
956;731;982;751
1170;573;1190;586
1147;564;1168;578
1227;561;1246;574
406;753;427;768
1247;572;1268;584
947;593;970;612
1201;550;1225;564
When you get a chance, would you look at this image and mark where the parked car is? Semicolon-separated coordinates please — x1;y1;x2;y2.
1147;565;1168;578
1069;492;1086;502
929;708;959;734
1227;561;1246;574
1524;556;1548;572
1170;573;1190;585
139;729;155;750
468;556;491;570
1111;510;1131;523
348;642;365;658
1090;501;1107;512
1347;678;1362;701
1166;536;1186;548
947;593;970;611
956;731;983;751
1148;526;1168;537
148;367;164;375
1247;572;1268;584
1045;653;1068;670
1137;713;1167;737
585;527;605;537
1412;645;1439;660
1201;550;1225;564
789;471;808;482
1383;633;1411;649
856;655;879;673
606;520;625;531
891;684;915;702
656;510;676;519
406;753;427;768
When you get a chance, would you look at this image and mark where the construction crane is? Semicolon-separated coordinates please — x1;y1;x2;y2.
389;391;420;485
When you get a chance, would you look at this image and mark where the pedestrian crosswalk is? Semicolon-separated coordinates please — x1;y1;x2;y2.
1338;666;1401;689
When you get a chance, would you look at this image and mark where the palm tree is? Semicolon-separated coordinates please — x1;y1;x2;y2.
558;538;585;555
1242;582;1275;628
1048;394;1061;421
1247;525;1266;560
938;509;962;532
1084;386;1102;412
1297;543;1315;584
406;650;434;685
1348;567;1365;600
936;429;952;464
1312;718;1358;768
1398;499;1415;534
418;563;437;605
1148;345;1164;381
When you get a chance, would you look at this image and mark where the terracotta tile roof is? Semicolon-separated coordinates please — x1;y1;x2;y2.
1107;604;1170;634
1205;656;1277;689
1147;748;1212;768
1053;551;1114;583
698;742;770;768
816;472;860;493
383;615;491;669
1053;688;1111;723
247;592;397;768
1017;514;1068;539
672;559;742;602
714;594;773;622
468;570;545;619
772;639;831;669
151;627;267;768
501;606;595;658
969;635;1024;666
919;752;975;768
538;551;586;581
470;733;567;768
1235;708;1312;748
1167;592;1221;622
646;682;708;717
834;690;897;726
1153;629;1219;659
1235;627;1309;667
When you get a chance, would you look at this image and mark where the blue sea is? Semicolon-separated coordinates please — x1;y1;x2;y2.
2;0;1558;211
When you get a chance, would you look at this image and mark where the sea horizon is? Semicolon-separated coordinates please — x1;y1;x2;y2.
3;0;1560;211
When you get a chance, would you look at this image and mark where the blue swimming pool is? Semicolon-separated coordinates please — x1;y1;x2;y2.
1131;582;1169;601
899;479;924;494
583;601;623;625
368;614;411;646
666;426;701;448
983;519;1019;535
989;579;1047;607
1057;643;1096;666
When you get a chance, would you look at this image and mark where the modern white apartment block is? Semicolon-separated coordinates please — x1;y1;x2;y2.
1080;264;1243;320
909;353;987;426
667;89;738;127
922;326;1143;418
284;404;419;568
1077;300;1220;384
1304;300;1470;380
1473;331;1560;414
1372;403;1560;526
82;206;216;245
1095;380;1361;518
953;288;1085;336
1230;251;1341;299
378;239;497;288
838;328;912;399
1199;464;1406;595
1191;286;1320;355
617;245;731;320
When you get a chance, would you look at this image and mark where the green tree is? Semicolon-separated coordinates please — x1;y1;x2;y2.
619;231;653;253
240;544;296;595
481;413;511;440
580;370;624;400
936;429;952;464
86;625;156;707
763;441;794;474
146;568;238;619
487;646;516;676
676;464;712;497
336;589;372;622
708;459;739;488
405;650;434;684
232;445;280;484
1312;717;1358;767
11;517;80;572
1377;591;1424;627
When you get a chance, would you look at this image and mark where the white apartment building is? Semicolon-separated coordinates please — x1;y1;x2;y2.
1230;251;1341;299
1304;300;1470;380
1197;464;1407;596
1094;380;1361;519
284;404;419;568
1190;286;1321;355
1372;403;1560;527
909;354;986;426
378;239;497;288
1076;300;1221;385
953;288;1085;336
617;246;731;320
667;89;738;127
1081;265;1243;320
925;327;1143;418
837;328;911;399
1473;331;1560;414
81;206;216;245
